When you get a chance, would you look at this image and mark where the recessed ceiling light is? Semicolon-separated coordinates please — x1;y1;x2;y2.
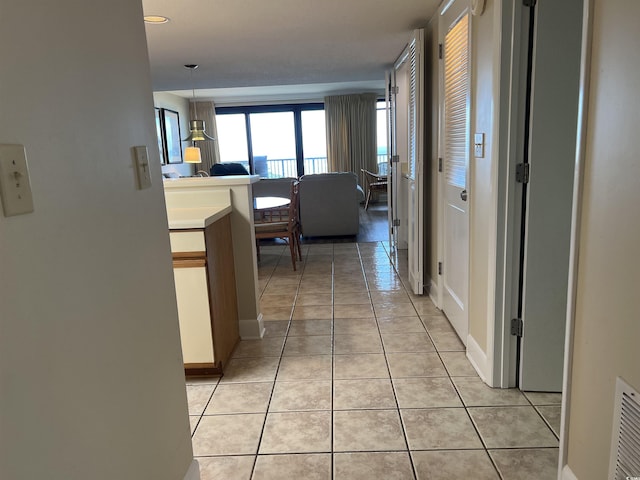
144;15;170;24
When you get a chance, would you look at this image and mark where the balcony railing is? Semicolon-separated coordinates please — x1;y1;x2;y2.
260;157;328;178
233;154;388;178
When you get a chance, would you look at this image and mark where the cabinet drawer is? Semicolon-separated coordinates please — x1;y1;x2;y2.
169;231;205;253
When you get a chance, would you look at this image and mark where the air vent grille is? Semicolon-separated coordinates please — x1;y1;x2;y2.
610;377;640;479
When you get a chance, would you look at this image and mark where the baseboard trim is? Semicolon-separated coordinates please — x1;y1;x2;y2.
561;464;578;480
184;362;222;377
239;313;265;339
429;278;440;309
466;334;491;385
183;459;200;480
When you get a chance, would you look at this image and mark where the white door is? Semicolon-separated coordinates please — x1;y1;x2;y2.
406;30;425;295
518;0;583;392
440;2;470;345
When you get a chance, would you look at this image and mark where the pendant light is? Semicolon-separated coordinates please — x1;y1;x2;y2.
182;64;214;163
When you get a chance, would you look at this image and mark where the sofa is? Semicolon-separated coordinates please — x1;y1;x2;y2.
252;173;365;237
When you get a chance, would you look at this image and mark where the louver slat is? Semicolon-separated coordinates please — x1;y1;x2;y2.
444;14;469;189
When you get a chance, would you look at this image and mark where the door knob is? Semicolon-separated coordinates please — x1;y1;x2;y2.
460;189;468;201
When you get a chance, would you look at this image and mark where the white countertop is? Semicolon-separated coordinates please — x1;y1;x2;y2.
163;175;260;189
166;205;233;229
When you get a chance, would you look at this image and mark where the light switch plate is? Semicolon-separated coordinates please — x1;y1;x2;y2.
474;133;485;158
133;146;152;189
0;144;34;217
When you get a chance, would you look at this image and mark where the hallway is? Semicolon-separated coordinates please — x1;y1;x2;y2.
186;242;560;479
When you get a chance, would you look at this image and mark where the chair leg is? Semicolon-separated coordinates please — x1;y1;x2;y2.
296;230;302;261
287;236;297;271
365;190;372;210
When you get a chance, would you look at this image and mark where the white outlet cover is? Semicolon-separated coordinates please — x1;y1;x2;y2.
0;144;34;216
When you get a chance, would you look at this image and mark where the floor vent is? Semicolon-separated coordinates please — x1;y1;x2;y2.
609;377;640;479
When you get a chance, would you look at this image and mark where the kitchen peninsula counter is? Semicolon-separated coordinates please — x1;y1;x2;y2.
164;176;263;341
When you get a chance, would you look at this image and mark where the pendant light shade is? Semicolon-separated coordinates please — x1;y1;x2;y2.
182;64;215;143
184;146;202;163
184;120;215;142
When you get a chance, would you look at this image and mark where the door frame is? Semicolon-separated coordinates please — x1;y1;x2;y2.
492;0;587;395
559;0;592;474
490;0;534;388
385;69;397;256
407;28;425;295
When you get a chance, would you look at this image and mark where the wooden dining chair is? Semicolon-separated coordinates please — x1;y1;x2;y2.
254;181;302;270
361;169;388;210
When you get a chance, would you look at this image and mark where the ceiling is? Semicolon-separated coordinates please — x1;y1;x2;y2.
142;0;441;101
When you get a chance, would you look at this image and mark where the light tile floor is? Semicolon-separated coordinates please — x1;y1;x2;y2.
186;242;562;480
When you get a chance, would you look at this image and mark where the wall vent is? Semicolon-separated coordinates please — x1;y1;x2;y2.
609;377;640;479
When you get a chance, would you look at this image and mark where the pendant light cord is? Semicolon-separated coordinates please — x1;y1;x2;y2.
190;67;198;121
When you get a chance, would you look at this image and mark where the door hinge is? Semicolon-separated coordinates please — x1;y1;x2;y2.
438;43;443;60
438;158;443;172
390;86;399;95
393;218;401;227
391;154;400;163
515;163;530;183
523;0;537;6
511;318;523;337
438;262;443;276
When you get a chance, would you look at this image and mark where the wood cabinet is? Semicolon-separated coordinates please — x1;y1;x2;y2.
170;213;239;376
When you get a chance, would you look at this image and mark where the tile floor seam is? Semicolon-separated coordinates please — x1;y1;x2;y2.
533;405;561;441
330;252;335;480
519;391;562;441
250;245;290;479
449;374;504;479
368;262;419;480
190;380;219;439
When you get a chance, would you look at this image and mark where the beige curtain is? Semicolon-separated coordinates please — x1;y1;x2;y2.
189;100;221;173
324;93;377;186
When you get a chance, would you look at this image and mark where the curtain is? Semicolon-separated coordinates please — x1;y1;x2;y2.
324;93;377;187
189;100;221;173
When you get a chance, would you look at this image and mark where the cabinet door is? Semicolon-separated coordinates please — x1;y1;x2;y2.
205;215;240;367
173;266;214;364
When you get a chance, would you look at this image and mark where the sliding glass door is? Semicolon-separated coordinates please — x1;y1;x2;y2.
249;112;297;178
301;109;327;175
216;114;250;173
216;104;327;178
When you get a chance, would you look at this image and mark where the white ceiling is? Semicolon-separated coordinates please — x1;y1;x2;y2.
142;0;441;101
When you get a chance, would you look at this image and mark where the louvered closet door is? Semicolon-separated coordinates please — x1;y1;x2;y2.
406;29;424;295
441;2;470;345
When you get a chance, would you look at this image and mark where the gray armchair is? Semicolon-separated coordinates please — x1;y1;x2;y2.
298;172;360;237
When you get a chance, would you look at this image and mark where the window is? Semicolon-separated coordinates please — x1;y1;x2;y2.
217;114;250;173
249;111;297;177
301;109;327;175
376;100;388;175
216;104;326;178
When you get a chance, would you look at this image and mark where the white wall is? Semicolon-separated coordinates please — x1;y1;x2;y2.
468;0;499;357
154;92;193;178
566;0;640;476
0;2;194;479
